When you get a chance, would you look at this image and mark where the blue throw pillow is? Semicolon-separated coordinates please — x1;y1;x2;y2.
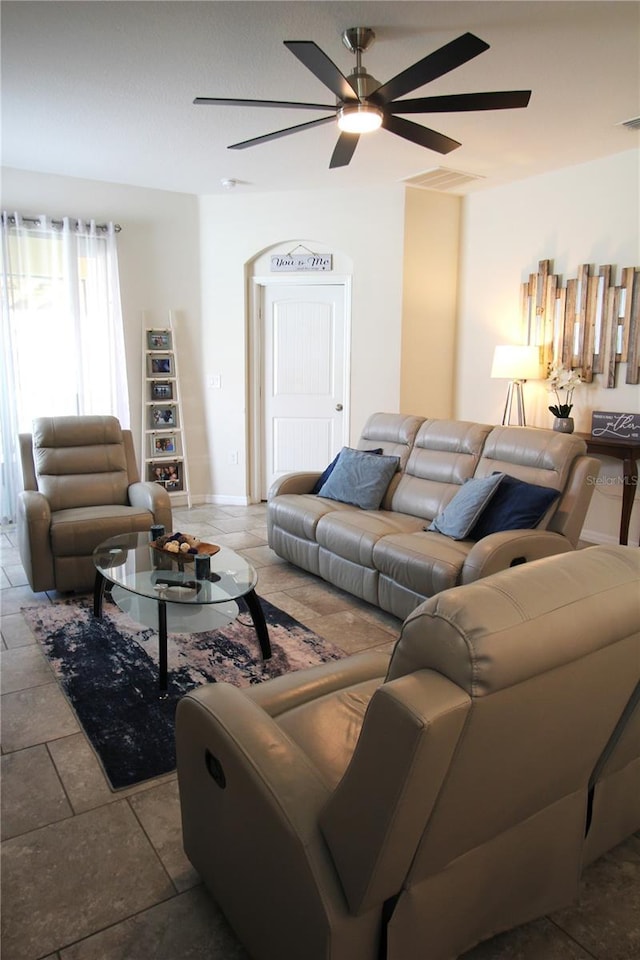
470;474;560;539
311;448;383;495
317;447;400;510
427;473;505;540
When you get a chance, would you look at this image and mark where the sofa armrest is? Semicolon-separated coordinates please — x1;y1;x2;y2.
176;683;362;934
245;650;391;717
17;490;55;592
177;683;331;824
268;472;323;498
548;455;601;545
461;529;575;584
127;481;173;531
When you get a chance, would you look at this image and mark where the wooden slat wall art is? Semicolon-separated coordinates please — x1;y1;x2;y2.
520;259;640;387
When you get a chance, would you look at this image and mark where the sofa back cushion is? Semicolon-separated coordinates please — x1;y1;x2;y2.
357;412;424;467
31;415;130;511
357;413;426;509
472;426;587;528
390;419;493;521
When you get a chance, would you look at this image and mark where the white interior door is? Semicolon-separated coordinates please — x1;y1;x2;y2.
261;282;349;498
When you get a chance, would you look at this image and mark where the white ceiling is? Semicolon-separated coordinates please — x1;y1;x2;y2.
1;1;638;196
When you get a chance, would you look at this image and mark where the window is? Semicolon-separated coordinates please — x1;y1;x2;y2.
1;214;129;521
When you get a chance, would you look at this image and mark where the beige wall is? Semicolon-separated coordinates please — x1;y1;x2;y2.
400;188;461;418
457;148;640;544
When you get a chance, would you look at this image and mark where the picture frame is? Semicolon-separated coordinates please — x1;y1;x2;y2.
146;330;172;351
148;355;173;376
151;381;173;401
150;433;181;457
149;460;183;491
149;405;179;428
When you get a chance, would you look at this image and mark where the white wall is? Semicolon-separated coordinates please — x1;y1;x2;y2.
457;149;640;544
1;167;204;496
198;186;405;501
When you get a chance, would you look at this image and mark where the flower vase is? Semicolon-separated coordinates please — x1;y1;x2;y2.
553;416;574;434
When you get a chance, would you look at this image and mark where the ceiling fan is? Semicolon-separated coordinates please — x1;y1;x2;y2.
194;27;531;169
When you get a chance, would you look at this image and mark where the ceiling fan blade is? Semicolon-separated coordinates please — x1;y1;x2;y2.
284;40;359;102
329;133;360;168
227;115;336;150
388;90;532;114
381;114;461;155
372;33;490;104
194;96;335;111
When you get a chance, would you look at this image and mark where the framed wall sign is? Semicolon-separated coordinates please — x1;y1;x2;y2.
270;253;332;272
591;411;640;440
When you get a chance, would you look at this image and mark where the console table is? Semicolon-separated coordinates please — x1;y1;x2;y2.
575;433;640;546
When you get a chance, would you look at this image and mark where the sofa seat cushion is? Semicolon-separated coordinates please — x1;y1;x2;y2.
316;510;425;567
277;677;382;790
50;504;153;557
268;494;354;541
373;531;473;597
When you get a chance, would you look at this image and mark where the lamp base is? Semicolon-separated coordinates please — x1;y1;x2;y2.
502;380;527;427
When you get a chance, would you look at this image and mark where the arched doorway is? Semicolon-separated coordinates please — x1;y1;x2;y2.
247;241;352;500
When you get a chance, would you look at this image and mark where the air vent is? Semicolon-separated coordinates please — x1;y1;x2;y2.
618;116;640;131
402;167;485;192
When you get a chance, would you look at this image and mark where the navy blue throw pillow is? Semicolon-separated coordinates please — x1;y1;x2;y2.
311;448;383;495
470;474;560;539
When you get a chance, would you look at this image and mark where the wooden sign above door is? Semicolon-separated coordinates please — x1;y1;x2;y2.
270;254;332;272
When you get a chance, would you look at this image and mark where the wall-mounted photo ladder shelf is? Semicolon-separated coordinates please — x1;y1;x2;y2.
142;312;191;507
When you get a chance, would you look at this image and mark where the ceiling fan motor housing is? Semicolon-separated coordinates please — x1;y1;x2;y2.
346;67;380;100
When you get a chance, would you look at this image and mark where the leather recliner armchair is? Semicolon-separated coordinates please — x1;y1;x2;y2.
176;544;640;960
17;415;172;593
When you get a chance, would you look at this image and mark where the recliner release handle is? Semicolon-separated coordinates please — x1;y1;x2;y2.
205;749;226;789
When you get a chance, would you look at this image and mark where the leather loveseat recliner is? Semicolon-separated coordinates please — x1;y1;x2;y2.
176;544;640;960
268;412;601;619
17;415;172;593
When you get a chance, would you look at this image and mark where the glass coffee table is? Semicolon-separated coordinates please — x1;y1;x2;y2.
92;532;271;694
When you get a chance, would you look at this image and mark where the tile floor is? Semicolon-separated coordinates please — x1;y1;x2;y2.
1;504;638;960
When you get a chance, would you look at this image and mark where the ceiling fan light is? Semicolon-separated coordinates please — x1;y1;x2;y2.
337;104;383;134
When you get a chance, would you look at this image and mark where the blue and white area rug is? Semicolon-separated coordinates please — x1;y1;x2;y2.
22;595;344;790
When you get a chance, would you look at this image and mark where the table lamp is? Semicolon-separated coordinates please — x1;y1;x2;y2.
491;344;542;426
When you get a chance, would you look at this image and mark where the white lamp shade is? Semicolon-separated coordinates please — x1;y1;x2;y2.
491;344;542;381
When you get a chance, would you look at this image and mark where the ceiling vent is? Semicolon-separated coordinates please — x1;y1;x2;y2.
402;167;485;192
617;116;640;131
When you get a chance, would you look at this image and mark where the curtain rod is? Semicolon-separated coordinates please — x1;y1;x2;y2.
3;213;121;233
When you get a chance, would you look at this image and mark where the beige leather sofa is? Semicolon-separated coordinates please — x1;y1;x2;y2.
268;412;601;619
17;415;172;593
177;544;640;960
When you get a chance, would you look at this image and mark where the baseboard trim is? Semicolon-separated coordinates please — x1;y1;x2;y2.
205;494;252;506
579;527;620;546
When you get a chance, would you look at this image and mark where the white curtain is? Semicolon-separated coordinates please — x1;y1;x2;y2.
0;213;130;523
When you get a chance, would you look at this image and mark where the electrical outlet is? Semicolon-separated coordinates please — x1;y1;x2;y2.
208;375;222;389
229;451;238;465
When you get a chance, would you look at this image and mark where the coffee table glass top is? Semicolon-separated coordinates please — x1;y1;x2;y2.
93;532;258;606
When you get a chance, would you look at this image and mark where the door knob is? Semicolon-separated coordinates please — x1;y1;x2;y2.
335;403;343;411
